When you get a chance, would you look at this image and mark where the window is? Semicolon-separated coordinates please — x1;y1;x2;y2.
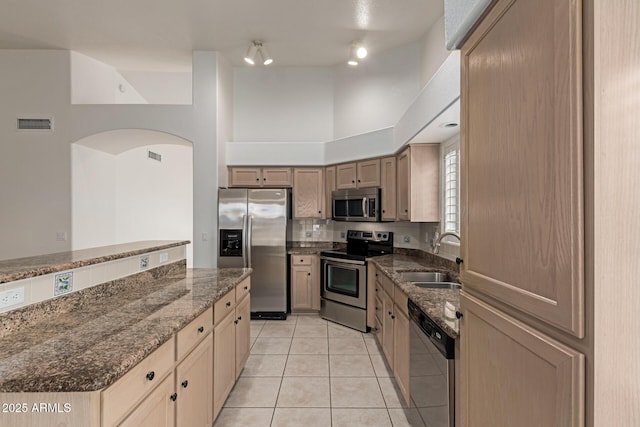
442;136;460;235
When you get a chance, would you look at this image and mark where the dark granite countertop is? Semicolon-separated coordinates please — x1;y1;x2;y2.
0;240;190;284
368;254;460;338
0;266;251;393
287;242;335;255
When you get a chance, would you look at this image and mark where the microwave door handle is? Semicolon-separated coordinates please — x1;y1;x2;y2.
362;197;368;218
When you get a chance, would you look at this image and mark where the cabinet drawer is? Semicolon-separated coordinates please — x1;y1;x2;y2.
102;337;175;427
176;307;213;361
292;255;312;266
394;287;408;316
235;277;251;303
214;289;236;325
377;272;395;298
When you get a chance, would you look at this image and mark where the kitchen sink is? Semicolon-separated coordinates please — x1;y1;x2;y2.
399;271;449;282
412;282;462;290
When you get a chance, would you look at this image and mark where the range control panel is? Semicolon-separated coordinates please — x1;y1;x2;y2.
346;230;392;243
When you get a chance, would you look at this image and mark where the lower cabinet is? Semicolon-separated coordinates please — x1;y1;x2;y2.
235;293;251;380
119;373;175;427
393;304;410;406
290;255;320;312
213;309;236;420
176;336;213;427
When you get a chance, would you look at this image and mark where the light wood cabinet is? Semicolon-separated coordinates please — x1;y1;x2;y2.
396;144;439;222
119;373;175;427
393;304;410;407
229;167;292;187
460;292;584;426
213;309;236;420
235;293;251;380
380;156;397;221
381;289;395;366
293;168;324;219
290;255;320;312
324;166;336;220
336;160;381;190
175;335;213;427
461;0;583;337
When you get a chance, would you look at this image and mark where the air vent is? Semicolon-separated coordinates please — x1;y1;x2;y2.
17;118;52;131
148;150;162;162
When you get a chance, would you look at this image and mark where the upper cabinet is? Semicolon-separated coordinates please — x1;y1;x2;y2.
229;167;292;187
380;157;397;221
293;168;324;219
396;144;440;222
335;159;381;190
460;0;584;337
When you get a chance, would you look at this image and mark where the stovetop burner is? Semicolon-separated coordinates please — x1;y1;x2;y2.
320;230;393;260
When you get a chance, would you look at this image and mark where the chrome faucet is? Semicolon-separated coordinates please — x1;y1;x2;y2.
433;231;461;254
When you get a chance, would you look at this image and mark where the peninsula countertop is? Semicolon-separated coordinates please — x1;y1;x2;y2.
0;266;251;393
0;240;190;284
368;253;460;338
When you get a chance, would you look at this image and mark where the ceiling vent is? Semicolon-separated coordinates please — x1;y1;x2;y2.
17;118;53;131
148;150;162;162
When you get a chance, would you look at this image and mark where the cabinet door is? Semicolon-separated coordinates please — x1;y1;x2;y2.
356;159;381;188
291;265;313;310
119;373;175;427
262;168;292;187
235;294;251;379
176;335;213;427
381;290;395;366
213;311;236;420
310;255;321;311
408;144;440;222
380;156;397;221
229;167;262;187
396;149;409;220
336;163;357;189
324;166;336;220
460;292;584;426
393;307;410;407
293;168;324;219
461;0;583;336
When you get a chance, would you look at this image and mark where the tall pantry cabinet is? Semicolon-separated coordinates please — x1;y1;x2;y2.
458;0;640;426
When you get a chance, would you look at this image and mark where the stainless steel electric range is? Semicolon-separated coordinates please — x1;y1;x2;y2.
320;230;393;332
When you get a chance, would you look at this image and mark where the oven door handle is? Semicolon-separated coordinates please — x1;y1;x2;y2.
320;256;366;266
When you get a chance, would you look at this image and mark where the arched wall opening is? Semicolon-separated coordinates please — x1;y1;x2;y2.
71;129;194;266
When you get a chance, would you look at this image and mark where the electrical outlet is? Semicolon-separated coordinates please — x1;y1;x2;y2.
403;235;411;243
0;287;25;309
305;231;312;238
340;232;346;238
56;231;67;241
159;252;169;263
140;256;149;270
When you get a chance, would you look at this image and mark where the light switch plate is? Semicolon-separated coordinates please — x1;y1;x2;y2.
159;252;169;263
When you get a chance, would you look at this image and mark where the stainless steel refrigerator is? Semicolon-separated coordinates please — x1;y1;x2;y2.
218;188;290;319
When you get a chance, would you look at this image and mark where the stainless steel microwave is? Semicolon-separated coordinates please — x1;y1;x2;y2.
332;188;380;222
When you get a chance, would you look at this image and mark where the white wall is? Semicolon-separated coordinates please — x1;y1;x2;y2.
71;52;147;104
333;43;422;140
233;67;334;142
119;70;192;105
420;15;450;87
71;144;117;250
216;55;233;187
0;50;73;260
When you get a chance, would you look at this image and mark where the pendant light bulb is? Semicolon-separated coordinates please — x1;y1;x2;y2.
244;42;258;65
348;45;359;66
260;45;273;65
356;45;367;59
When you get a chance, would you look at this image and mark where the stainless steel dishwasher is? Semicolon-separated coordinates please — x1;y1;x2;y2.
408;299;456;427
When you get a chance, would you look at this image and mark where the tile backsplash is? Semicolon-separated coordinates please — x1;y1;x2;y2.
291;220;460;261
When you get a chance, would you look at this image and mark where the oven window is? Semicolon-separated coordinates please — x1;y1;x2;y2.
347;199;364;217
326;264;359;297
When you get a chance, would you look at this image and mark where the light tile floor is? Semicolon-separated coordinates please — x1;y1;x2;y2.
214;314;424;427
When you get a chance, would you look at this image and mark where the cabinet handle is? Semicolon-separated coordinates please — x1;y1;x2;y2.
181;380;189;388
146;371;155;381
391;315;395;320
352;180;355;183
375;273;378;277
308;272;311;276
382;210;385;213
318;210;322;214
456;257;464;265
256;178;259;181
388;311;392;316
358;179;361;183
263;177;266;181
234;319;239;325
244;286;248;290
238;316;242;321
170;393;177;402
226;301;231;307
197;326;204;333
456;311;464;319
404;209;408;212
300;259;304;262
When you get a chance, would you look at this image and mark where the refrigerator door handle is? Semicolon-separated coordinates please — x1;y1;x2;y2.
242;214;248;268
247;215;253;268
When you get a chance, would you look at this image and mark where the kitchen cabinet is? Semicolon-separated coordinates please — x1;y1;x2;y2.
229;167;292;187
335;159;381;189
175;335;213;427
213;307;236;420
291;255;320;312
235;292;251;380
293;168;324;219
393;300;410;407
396;144;439;222
460;293;584;426
380;286;395;367
324;166;336;220
119;373;175;427
380;156;397;221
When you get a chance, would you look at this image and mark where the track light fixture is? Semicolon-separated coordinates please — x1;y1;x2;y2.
244;41;274;66
348;42;367;66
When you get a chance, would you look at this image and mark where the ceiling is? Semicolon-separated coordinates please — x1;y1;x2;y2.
0;0;443;71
